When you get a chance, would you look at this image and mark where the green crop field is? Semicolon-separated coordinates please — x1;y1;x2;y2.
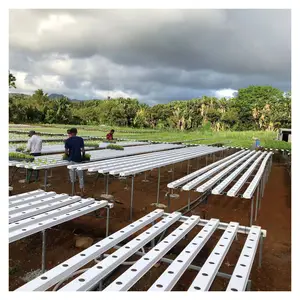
8;124;291;150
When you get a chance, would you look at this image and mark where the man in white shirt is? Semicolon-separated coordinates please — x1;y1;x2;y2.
27;130;42;155
26;131;42;182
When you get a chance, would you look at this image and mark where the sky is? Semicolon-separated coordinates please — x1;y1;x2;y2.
9;9;291;105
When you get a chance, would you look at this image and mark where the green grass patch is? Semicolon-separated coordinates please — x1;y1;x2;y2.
106;144;124;150
9;124;291;151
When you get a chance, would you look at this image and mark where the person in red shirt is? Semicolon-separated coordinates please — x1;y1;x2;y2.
106;129;115;140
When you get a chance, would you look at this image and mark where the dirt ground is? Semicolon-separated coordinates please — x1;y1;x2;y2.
9;154;291;291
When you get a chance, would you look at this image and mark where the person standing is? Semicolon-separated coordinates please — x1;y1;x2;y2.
65;128;85;196
26;130;42;182
106;129;115;141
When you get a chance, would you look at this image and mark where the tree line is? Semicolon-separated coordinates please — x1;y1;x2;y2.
9;72;291;131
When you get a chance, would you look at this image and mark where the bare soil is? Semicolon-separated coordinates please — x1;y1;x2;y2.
9;156;291;291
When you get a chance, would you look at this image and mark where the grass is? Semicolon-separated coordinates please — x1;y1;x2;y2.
106;144;125;150
9;124;291;150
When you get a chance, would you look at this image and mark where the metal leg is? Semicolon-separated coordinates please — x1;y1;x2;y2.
255;186;260;222
170;165;175;195
258;235;264;268
187;191;191;211
205;155;208;166
142;172;149;183
105;174;109;194
156;168;161;205
106;207;110;237
130;176;135;221
44;170;48;191
250;197;254;226
97;254;104;290
167;192;171;213
187;160;190;174
259;179;263;203
71;169;75;196
41;230;46;273
157;229;167;244
151;221;155;247
172;164;175;181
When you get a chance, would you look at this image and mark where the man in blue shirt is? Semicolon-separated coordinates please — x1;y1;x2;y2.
65;128;85;195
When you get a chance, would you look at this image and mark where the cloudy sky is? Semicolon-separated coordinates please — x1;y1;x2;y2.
9;9;291;105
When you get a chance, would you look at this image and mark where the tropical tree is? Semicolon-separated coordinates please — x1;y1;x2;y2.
9;71;16;89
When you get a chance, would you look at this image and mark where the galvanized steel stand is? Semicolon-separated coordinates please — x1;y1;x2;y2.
44;170;48;191
106;207;110;237
71;169;75;196
156;168;161;205
130;176;135;221
105;174;109;195
41;230;46;273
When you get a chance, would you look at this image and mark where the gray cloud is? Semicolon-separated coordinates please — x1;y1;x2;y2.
9;9;291;104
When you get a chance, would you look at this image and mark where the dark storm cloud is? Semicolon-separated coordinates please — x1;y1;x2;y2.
9;9;291;103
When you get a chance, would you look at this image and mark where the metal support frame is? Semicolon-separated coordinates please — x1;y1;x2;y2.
171;164;175;182
44;170;48;191
142;172;149;183
105;174;109;195
98;274;103;290
255;185;260;221
187;191;191;210
258;234;264;268
41;230;46;273
13;206;110;274
71;169;75;196
175;192;209;215
60;212;181;291
106;207;110;237
156;168;161;204
104;234;253;291
130;176;135;221
167;213;266;268
250;197;254;226
17;210;265;292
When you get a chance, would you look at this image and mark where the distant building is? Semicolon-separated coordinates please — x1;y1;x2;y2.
277;128;291;142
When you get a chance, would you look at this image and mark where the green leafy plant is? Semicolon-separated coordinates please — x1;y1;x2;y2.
82;153;91;161
106;140;117;143
106;144;124;150
9;152;34;162
62;154;69;160
84;142;99;148
15;146;26;152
